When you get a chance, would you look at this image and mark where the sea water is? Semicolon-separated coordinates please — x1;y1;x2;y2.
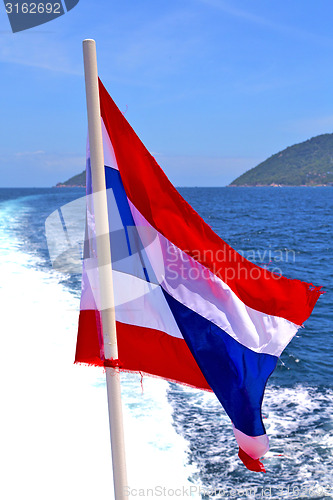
0;187;331;499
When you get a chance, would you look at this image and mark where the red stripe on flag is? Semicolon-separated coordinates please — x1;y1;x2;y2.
75;310;211;391
238;447;266;473
75;309;103;366
98;79;322;326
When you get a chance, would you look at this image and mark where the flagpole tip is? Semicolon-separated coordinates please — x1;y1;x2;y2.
83;39;96;46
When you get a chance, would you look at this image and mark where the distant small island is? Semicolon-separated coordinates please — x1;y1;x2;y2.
230;133;333;186
56;170;86;187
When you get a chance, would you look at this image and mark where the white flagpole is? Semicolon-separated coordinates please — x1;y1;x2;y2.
82;39;128;499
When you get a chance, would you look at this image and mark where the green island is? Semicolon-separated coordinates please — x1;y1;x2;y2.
230;133;333;186
56;170;86;187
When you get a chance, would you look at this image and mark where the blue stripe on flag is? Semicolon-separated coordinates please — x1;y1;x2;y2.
162;289;278;437
105;166;135;255
105;167;135;230
104;166;152;282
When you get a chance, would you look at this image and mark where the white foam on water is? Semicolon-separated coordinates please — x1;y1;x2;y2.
170;383;333;498
0;200;199;500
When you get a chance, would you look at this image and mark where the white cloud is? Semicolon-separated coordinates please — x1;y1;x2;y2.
0;32;82;74
15;150;45;157
197;0;333;48
0;151;85;186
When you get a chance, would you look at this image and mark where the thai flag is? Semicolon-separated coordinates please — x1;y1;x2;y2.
75;79;322;472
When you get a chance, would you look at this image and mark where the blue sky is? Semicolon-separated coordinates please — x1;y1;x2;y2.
1;0;333;186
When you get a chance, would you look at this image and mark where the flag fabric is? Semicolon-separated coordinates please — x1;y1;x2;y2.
75;79;322;471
